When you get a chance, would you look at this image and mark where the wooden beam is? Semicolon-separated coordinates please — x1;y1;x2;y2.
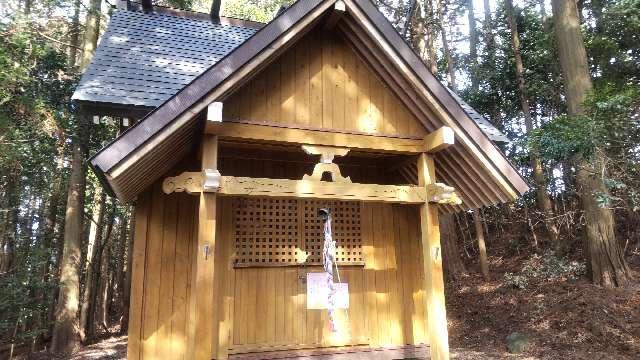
163;173;428;204
188;135;219;360
323;0;346;30
219;176;425;203
417;153;450;360
424;126;454;153
205;121;426;154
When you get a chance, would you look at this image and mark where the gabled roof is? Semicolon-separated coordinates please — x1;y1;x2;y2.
72;4;508;142
72;9;258;107
87;0;529;207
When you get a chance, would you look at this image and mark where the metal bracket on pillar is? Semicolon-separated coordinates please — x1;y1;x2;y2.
202;169;221;192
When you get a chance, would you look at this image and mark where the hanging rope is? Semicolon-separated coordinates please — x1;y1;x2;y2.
319;208;340;332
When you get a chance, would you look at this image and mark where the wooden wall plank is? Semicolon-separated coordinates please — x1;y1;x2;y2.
373;203;390;345
225;31;426;137
141;183;165;359
171;195;194;359
126;191;150;360
384;204;403;346
157;194;178;357
217;198;235;359
361;203;378;346
295;38;310;126
332;35;345;130
309;33;323;129
281;49;296;125
321;34;334;129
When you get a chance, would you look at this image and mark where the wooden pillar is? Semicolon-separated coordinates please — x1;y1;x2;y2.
188;135;219;359
417;153;450;360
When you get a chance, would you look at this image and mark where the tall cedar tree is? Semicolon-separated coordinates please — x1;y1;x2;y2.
50;128;85;353
505;0;560;247
551;0;631;287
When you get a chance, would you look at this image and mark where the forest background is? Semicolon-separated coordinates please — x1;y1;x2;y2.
0;0;638;358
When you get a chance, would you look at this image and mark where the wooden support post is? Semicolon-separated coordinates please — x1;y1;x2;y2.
188;135;219;360
417;153;450;360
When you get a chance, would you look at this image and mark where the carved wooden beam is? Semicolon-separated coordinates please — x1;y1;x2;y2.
302;163;351;183
426;182;462;205
162;171;202;194
217;176;426;203
162;170;461;205
162;169;220;194
301;145;351;183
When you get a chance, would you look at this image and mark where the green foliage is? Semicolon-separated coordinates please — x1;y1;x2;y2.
156;0;196;10
586;0;640;86
529;86;639;161
0;13;76;347
0;247;54;344
222;0;294;22
504;251;586;290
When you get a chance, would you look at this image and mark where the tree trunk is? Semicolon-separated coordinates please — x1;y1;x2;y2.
50;129;86;354
505;0;560;248
552;0;631;287
437;0;456;90
467;0;479;91
482;0;500;124
424;0;438;74
79;186;105;342
97;211;115;333
0;163;20;275
33;137;65;350
440;212;466;280
67;0;82;69
23;0;32;15
576;151;631;287
120;208;136;335
473;210;489;280
80;0;102;70
115;213;128;317
410;1;438;74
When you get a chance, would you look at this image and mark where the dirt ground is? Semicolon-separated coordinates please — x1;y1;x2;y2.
15;254;639;360
447;254;640;360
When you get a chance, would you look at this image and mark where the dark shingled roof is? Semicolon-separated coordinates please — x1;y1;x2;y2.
72;7;508;142
72;10;258;107
446;89;510;143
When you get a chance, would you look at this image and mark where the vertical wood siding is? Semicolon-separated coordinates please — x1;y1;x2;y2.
127;184;198;360
224;31;427;138
128;187;428;359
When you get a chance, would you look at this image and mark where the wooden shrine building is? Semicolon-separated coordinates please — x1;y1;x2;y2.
73;0;528;359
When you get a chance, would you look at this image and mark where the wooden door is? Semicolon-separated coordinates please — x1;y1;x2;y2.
229;265;368;353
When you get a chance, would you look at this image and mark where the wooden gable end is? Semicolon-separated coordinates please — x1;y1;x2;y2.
224;30;427;138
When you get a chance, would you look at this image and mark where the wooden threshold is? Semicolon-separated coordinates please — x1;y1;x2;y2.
228;344;429;359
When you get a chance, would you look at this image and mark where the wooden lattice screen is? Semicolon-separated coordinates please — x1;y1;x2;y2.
232;197;363;267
